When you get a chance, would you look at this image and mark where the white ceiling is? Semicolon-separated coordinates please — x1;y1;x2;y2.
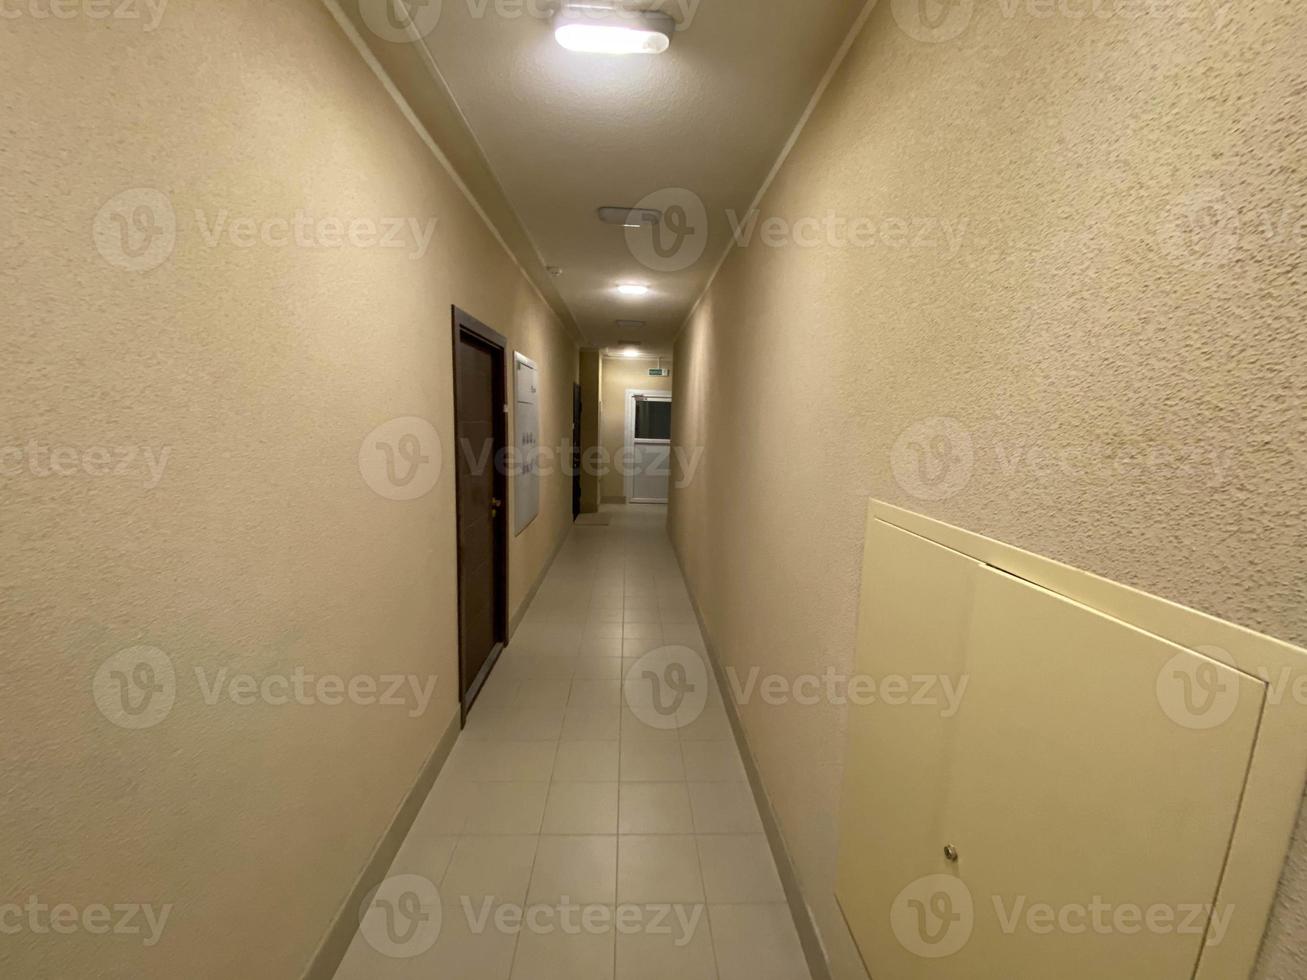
418;0;864;353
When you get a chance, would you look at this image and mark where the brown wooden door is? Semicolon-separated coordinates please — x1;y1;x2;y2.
452;308;508;718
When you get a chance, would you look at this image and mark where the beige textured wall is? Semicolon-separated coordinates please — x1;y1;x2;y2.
669;3;1307;979
0;3;576;978
600;357;673;500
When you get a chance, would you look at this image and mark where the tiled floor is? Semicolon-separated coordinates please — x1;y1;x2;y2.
334;505;810;980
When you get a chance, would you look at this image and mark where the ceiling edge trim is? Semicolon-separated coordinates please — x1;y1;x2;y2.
319;0;588;349
407;31;582;332
670;0;880;348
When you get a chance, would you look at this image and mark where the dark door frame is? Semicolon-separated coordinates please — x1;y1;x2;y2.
451;305;509;723
572;382;583;521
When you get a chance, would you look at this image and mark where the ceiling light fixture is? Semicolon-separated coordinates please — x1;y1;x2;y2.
617;283;650;297
554;4;675;56
622;347;643;358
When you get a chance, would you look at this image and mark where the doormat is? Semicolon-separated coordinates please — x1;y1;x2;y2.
575;513;613;526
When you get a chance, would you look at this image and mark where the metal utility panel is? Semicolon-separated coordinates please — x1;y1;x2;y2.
513;353;539;536
836;502;1307;980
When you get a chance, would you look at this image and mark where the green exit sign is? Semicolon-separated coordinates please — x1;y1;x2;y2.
649;368;669;377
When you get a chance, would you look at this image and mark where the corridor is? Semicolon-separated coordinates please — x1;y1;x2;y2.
6;1;1306;978
333;506;808;980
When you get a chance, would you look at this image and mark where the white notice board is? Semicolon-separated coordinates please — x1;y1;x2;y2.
514;353;540;536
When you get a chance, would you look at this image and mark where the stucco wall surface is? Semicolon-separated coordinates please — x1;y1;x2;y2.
669;2;1307;977
0;3;577;976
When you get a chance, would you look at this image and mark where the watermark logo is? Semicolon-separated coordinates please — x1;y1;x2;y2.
0;441;171;489
624;646;710;731
95;190;441;271
360;875;443;958
724;667;968;717
194;667;437;716
0;0;168;30
1156;648;1240;730
463;898;704;944
93;647;177;730
94;653;439;726
891;417;974;501
359;0;443;42
992;439;1233;489
93;188;176;273
891;0;975;43
728;210;969;257
1156;187;1240;271
991;895;1233;946
892;874;974;958
0;898;172;947
625;187;709;273
193;210;438;259
360;417;443;501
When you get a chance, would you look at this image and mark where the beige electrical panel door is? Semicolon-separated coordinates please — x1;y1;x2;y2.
943;567;1264;977
837;520;1267;980
836;523;982;980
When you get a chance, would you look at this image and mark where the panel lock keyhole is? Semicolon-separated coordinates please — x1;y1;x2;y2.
944;844;959;863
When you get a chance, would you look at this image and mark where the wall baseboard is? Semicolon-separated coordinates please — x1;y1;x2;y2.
671;542;834;980
306;511;573;978
300;709;462;980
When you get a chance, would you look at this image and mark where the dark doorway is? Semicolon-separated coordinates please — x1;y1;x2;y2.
451;307;509;721
572;383;583;520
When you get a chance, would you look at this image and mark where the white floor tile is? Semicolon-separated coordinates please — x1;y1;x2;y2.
510;919;615;980
335;505;787;980
619;783;695;835
562;702;621;741
617;835;704;904
697;834;785;903
615;911;716;980
709;904;809;980
680;740;747;782
446;740;558;782
464;782;550;835
620;740;686;782
687;783;764;834
528;835;617;905
542;782;619;835
441;836;539;905
553;740;620;781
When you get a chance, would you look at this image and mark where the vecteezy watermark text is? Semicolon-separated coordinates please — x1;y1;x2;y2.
728;210;969;258
193;210;438;259
724;667;969;717
0;898;172;947
358;874;707;960
0;441;171;489
0;0;168;29
1157;648;1307;730
892;874;1234;959
463;898;705;945
93;647;438;730
93;189;441;273
890;416;1238;503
